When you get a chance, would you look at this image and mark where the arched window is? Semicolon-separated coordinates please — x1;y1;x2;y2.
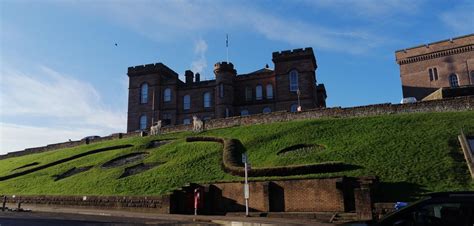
203;92;211;108
470;71;474;84
263;107;271;114
245;87;252;101
139;115;147;130
241;109;249;116
164;88;171;102
256;85;263;100
289;70;299;92
140;83;148;103
183;118;191;125
290;104;298;112
266;84;273;99
183;95;191;110
225;108;230;117
449;74;459;87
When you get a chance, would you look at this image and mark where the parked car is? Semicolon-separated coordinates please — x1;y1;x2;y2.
401;97;417;104
347;191;474;226
81;135;100;141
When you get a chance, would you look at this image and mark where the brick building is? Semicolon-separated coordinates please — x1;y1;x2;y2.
395;34;474;101
127;48;327;132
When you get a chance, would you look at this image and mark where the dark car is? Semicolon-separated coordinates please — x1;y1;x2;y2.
81;135;100;141
350;192;474;226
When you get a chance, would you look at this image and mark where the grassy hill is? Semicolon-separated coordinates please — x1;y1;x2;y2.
1;111;473;201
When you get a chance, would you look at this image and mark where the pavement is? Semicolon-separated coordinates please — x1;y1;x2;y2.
0;205;337;226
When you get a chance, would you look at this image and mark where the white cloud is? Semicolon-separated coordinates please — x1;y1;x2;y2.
306;0;422;17
191;38;208;78
75;0;386;54
440;3;474;35
0;65;126;154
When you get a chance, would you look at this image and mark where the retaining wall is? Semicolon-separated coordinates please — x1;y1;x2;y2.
2;96;472;160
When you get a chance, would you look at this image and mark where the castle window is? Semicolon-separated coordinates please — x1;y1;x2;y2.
289;70;299;92
164;88;171;102
256;85;263;100
449;74;459;87
470;71;474;84
428;69;433;81
263;107;271;114
139;115;147;130
225;108;230;117
245;87;252;101
140;83;148;104
203;92;211;108
241;109;249;116
183;118;191;125
219;83;224;98
266;84;273;99
162;113;172;125
433;68;438;80
290;104;298;112
183;95;191;110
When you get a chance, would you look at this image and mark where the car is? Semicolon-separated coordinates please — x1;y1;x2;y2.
81;135;100;141
400;97;417;104
347;191;474;226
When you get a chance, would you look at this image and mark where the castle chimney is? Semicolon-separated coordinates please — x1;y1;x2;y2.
185;70;194;83
195;73;200;82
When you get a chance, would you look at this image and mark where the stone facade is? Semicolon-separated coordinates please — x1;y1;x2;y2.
127;48;327;132
395;34;474;100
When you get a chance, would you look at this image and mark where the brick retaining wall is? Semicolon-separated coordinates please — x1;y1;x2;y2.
2;96;472;160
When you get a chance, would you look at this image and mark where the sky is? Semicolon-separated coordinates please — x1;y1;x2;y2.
0;0;473;154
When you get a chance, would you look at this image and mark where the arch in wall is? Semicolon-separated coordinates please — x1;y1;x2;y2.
449;74;459;87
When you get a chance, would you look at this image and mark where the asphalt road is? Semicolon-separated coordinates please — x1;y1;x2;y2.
0;211;217;226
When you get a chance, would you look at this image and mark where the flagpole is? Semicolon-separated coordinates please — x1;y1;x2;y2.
226;34;229;63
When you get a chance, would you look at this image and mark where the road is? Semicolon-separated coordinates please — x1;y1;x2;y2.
0;205;337;226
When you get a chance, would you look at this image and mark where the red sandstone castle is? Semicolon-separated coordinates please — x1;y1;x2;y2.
396;34;474;101
127;48;327;132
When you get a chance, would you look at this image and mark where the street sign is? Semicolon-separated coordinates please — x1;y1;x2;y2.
242;153;247;163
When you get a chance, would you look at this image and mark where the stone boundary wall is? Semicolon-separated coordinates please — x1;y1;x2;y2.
4;195;170;213
458;131;474;179
2;96;472;160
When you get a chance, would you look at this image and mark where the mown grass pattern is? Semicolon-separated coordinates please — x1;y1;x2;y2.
0;111;473;200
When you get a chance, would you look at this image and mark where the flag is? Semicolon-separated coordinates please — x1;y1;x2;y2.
226;34;228;47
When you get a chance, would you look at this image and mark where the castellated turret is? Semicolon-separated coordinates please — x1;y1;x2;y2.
214;62;236;118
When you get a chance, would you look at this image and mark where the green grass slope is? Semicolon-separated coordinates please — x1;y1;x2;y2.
1;111;473;201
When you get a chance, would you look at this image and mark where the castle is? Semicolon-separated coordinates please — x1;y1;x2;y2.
396;34;474;100
127;48;327;132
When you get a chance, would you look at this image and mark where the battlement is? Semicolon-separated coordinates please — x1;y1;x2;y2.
272;47;314;59
127;63;178;76
213;62;236;74
272;47;316;68
395;33;474;64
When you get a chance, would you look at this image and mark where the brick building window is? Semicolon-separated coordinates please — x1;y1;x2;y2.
290;104;298;112
241;109;249;116
289;70;299;92
139;115;147;130
449;74;459;87
263;107;271;114
245;87;252;101
203;92;211;108
164;88;171;102
183;118;191;125
183;95;191;110
256;85;263;100
266;84;273;99
219;83;224;98
470;71;474;84
428;68;439;81
140;83;148;104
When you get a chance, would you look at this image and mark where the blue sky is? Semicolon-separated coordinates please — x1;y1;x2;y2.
0;0;473;154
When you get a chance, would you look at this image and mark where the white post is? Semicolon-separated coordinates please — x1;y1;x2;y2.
244;161;249;217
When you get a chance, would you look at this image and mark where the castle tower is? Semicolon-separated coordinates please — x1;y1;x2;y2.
214;62;236;118
272;47;325;110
